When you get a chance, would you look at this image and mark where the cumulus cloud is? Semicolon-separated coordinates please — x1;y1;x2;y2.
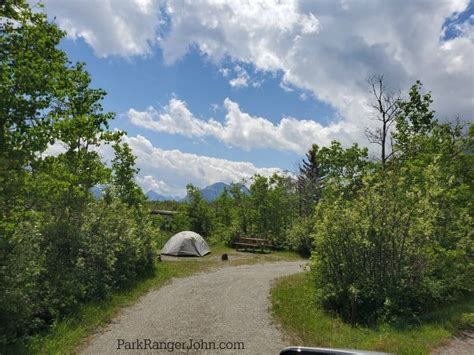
128;97;355;154
160;0;320;67
135;175;174;195
120;135;283;196
38;0;164;57
221;65;263;88
159;0;473;124
229;65;250;88
128;98;218;138
37;0;473;145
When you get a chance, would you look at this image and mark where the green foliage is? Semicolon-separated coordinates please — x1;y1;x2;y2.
167;176;297;248
297;142;370;217
311;82;473;324
0;0;69;228
315;141;371;197
112;142;146;206
171;204;192;233
0;1;68;164
247;174;297;248
225;182;252;244
174;184;213;238
0;2;156;344
297;144;323;216
272;272;474;354
209;188;234;244
394;81;435;151
287;217;314;258
0;199;156;343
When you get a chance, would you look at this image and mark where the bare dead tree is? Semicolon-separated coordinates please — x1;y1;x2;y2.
366;75;401;166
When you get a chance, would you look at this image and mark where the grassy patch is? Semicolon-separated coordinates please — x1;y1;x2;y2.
3;243;301;355
271;272;473;355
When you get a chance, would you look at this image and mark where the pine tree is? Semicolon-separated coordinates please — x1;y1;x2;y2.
297;144;323;216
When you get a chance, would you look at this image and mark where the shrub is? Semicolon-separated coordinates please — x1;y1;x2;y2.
0;198;156;343
287;217;314;258
311;167;473;324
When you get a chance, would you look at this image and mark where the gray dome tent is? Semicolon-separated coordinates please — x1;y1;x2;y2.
161;231;210;256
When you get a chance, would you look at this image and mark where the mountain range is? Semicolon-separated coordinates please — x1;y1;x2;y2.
146;182;249;202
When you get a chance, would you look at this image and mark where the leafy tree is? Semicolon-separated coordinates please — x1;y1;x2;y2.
112;142;145;206
0;0;70;232
311;81;473;324
393;80;435;158
211;188;233;241
171;204;192;233
183;184;213;238
248;174;297;248
287;216;314;258
229;182;250;231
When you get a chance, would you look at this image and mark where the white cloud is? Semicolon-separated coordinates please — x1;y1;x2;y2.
159;0;473;126
219;67;230;77
221;65;264;89
43;141;68;157
229;74;249;88
160;0;321;68
135;175;174;195
121;135;282;196
37;0;473;145
38;0;164;57
128;98;219;138
128;97;355;154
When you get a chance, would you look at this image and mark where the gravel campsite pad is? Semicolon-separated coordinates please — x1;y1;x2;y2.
81;261;305;354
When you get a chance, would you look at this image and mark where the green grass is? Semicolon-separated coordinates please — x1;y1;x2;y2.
3;243;301;355
271;272;474;355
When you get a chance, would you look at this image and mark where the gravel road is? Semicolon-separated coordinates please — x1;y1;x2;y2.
81;261;305;354
431;330;474;355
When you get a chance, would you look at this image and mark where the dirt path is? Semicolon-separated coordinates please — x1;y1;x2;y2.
81;261;305;354
431;330;474;355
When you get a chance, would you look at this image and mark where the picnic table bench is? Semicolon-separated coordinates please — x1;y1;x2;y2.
234;237;273;252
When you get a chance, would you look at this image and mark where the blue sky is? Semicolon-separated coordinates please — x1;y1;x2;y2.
60;37;334;170
42;0;474;197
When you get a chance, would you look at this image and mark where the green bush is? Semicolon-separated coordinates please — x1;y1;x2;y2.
287;217;314;258
0;198;156;343
312;163;473;324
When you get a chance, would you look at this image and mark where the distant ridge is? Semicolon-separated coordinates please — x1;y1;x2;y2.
200;182;250;202
200;182;230;201
145;182;249;202
146;190;179;201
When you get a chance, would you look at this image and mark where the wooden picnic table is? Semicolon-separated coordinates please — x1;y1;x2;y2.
234;236;273;252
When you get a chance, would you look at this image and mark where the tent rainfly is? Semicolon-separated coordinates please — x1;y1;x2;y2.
161;231;210;257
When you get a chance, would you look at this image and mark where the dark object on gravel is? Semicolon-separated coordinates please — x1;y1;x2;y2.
280;346;389;355
221;253;229;261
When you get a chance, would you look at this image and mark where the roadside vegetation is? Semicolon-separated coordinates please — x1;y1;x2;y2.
272;273;473;354
1;1;159;347
1;1;472;354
